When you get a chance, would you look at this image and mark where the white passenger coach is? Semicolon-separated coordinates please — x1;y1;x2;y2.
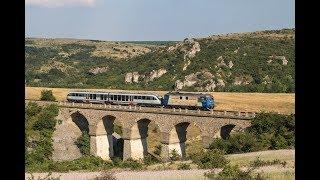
66;91;162;107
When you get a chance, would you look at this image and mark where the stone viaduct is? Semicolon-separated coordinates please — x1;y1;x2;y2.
28;101;253;162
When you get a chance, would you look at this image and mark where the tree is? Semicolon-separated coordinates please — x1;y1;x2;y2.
40;90;56;101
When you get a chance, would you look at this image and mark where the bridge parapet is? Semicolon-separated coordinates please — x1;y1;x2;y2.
26;100;256;120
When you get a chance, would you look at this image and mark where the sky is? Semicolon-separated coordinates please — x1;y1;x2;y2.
25;0;295;41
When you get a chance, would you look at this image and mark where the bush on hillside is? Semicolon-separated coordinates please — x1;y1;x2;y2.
209;133;263;154
204;164;266;180
26;102;42;117
178;163;191;170
191;149;228;169
40;90;56;101
209;113;295;154
170;149;181;161
75;131;90;156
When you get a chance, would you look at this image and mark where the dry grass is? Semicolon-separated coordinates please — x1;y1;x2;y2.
26;38;156;60
26;87;295;114
226;149;295;168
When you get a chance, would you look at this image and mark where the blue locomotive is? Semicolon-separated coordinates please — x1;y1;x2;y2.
161;92;215;110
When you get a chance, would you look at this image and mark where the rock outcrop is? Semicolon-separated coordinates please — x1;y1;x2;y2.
268;55;288;65
146;68;167;82
125;72;140;83
125;69;167;83
168;38;201;71
228;61;234;68
88;67;108;75
174;70;224;91
234;75;253;85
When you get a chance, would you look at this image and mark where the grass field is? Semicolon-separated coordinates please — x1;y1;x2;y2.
146;149;295;180
26;87;295;114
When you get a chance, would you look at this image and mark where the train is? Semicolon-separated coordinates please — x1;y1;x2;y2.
66;91;215;110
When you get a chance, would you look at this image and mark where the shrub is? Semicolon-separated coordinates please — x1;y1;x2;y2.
26;104;60;172
209;113;295;154
250;157;287;168
114;124;123;136
153;144;162;156
170;149;181;161
111;157;122;166
32;113;57;131
204;164;266;180
26;102;42;117
120;158;143;170
192;149;228;169
143;154;159;165
271;135;288;149
208;138;231;154
75;131;90;156
47;156;113;172
178;163;191;170
43;104;59;117
209;133;262;154
40;90;56;101
32;104;59;131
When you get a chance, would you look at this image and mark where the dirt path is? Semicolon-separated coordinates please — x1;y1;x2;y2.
25;170;209;180
25;150;295;180
25;166;294;180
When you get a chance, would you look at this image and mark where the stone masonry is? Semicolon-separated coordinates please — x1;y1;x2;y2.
52;105;251;162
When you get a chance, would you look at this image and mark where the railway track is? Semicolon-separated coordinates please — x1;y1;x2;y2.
25;99;256;120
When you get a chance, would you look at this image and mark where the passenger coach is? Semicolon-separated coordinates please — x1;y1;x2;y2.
66;91;162;106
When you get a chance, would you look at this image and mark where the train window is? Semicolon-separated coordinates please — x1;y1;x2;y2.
93;94;96;99
113;95;116;100
121;95;124;101
138;96;141;99
89;94;92;99
117;95;121;101
152;97;156;100
142;96;146;100
186;97;189;100
134;96;137;99
180;96;182;99
125;96;129;101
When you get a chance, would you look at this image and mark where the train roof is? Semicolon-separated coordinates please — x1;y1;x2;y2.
164;92;213;97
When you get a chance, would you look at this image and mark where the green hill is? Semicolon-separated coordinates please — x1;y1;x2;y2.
25;28;295;92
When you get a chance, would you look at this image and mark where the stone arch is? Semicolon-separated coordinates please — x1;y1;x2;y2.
70;111;89;133
94;115;117;135
213;124;237;140
90;115;122;160
124;118;153;160
166;121;202;159
221;124;236;139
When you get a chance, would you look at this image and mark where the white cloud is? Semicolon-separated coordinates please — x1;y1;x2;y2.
26;0;97;7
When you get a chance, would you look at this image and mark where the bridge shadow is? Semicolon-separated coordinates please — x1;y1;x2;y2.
71;112;89;133
175;122;190;158
220;124;236;139
102;115;123;159
137;119;151;157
